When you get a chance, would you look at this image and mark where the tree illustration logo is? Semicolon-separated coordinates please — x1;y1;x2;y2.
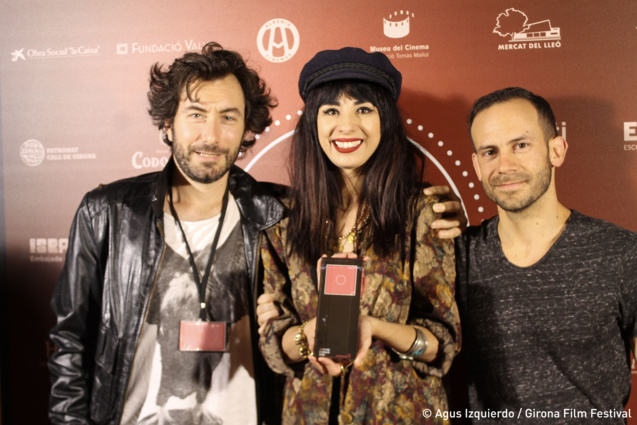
494;8;528;39
493;8;561;43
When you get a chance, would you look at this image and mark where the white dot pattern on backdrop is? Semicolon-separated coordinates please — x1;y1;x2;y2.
403;118;485;217
252;113;488;219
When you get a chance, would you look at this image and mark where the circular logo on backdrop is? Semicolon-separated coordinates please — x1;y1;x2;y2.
19;139;45;166
257;19;300;63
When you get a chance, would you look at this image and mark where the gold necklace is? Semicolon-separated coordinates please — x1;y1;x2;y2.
338;204;370;251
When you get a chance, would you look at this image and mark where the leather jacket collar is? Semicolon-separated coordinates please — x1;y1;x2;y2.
150;157;284;229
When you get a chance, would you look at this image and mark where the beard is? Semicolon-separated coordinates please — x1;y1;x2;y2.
483;157;552;213
172;137;241;184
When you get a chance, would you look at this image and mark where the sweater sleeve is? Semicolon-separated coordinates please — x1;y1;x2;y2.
618;234;637;339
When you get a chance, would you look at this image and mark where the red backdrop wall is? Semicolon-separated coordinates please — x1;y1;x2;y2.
1;1;635;423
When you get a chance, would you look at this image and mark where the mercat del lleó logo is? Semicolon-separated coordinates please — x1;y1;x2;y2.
493;8;561;50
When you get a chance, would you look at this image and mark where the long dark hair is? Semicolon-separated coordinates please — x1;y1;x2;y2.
287;80;424;264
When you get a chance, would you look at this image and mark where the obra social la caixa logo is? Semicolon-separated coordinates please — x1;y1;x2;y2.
257;19;300;63
493;8;562;51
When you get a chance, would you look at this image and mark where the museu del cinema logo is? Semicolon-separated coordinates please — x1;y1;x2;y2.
257;19;300;63
383;10;415;39
370;10;429;60
493;8;562;51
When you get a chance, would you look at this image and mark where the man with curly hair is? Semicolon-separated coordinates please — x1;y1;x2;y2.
48;42;284;425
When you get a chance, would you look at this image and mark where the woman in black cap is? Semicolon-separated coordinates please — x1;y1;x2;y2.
258;47;460;424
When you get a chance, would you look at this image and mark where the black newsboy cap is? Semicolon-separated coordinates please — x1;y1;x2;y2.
298;47;402;101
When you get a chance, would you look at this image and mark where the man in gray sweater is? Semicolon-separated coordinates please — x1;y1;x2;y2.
456;87;637;424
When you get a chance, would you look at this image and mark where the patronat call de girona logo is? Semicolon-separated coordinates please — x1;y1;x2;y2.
19;139;46;166
493;8;562;50
371;10;429;60
19;139;96;167
256;18;300;63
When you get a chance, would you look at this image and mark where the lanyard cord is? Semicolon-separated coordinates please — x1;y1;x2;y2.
168;183;230;321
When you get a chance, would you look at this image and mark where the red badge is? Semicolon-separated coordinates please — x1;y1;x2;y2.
179;321;226;352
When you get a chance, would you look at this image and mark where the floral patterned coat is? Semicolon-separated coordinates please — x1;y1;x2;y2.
259;193;461;424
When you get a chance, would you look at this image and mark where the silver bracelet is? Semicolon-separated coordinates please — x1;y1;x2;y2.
392;327;428;360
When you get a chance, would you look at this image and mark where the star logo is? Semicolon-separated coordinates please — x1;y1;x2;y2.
11;49;26;62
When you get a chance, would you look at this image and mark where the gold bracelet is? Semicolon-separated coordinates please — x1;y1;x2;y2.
294;321;313;359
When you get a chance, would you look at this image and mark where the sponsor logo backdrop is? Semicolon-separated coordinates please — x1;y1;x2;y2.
0;0;635;423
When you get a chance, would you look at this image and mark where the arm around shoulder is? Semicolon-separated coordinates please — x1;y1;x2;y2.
424;185;467;239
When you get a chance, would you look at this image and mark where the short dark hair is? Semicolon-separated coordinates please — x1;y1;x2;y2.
467;87;558;147
148;41;277;151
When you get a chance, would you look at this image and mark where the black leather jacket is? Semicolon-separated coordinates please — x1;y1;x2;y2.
48;159;285;424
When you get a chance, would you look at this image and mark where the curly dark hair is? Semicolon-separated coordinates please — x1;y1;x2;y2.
148;41;277;151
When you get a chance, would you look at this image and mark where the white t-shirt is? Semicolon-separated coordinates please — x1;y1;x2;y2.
121;195;257;425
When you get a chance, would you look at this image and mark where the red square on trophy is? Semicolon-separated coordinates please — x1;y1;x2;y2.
324;264;358;296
